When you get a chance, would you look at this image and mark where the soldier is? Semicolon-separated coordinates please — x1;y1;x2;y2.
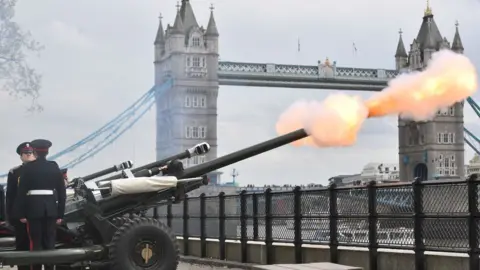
14;139;66;270
61;168;68;186
6;142;35;270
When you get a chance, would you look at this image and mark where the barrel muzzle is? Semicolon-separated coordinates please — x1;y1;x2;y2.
187;142;211;157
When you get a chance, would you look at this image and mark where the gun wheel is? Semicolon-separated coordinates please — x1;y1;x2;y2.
109;217;179;270
111;217;130;227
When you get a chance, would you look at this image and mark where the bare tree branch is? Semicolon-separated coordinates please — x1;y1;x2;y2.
0;0;43;111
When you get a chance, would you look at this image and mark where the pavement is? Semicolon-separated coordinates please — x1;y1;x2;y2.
4;262;242;269
179;262;243;270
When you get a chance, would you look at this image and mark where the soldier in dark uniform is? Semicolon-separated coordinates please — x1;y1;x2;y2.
61;168;68;186
6;142;35;270
14;139;66;270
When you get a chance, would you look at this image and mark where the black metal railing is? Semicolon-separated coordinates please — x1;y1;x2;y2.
148;176;480;270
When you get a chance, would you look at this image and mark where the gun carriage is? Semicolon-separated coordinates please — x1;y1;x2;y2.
0;129;308;270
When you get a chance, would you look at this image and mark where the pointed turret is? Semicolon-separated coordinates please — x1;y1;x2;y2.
179;0;199;32
204;4;219;54
168;3;186;53
154;14;165;45
395;29;408;70
395;29;407;58
171;8;185;35
205;6;219;37
451;21;464;53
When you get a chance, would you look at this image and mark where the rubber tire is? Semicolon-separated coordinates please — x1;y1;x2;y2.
109;217;179;270
111;217;130;227
123;213;140;219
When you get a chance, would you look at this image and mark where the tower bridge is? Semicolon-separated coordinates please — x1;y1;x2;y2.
155;0;466;196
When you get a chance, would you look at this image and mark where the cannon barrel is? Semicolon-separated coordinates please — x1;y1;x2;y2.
73;161;133;183
92;129;308;216
177;128;308;179
100;142;211;181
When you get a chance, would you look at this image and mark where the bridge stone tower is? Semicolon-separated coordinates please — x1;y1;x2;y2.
154;0;221;183
396;4;465;181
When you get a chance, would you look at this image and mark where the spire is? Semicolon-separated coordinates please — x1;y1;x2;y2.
205;4;219;37
416;1;443;51
451;20;464;51
179;0;199;32
154;13;165;45
171;3;184;35
424;19;437;49
395;29;407;57
424;0;432;16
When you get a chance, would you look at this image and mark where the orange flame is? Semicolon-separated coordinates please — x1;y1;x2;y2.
366;50;477;121
276;50;478;148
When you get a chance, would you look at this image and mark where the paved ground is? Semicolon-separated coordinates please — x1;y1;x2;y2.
179;262;242;270
4;262;242;269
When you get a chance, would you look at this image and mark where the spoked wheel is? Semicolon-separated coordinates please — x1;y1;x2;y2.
131;239;162;268
109;218;179;270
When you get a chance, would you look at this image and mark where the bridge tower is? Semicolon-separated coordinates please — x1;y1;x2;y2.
154;0;221;182
397;3;465;181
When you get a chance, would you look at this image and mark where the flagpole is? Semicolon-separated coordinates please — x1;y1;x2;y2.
352;41;358;68
297;38;300;71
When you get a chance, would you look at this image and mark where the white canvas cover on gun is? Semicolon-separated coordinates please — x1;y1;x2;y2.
110;176;178;197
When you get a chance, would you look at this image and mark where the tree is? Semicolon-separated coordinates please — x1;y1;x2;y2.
0;0;43;111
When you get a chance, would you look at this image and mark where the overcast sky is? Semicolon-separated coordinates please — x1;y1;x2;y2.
0;0;479;186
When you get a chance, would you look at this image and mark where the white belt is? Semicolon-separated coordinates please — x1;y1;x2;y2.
27;190;54;195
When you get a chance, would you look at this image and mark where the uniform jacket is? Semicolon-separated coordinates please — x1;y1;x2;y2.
13;158;67;219
6;165;23;221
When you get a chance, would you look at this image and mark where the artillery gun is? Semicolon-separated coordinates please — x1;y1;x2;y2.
0;129;308;270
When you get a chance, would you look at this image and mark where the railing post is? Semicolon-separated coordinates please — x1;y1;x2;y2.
367;181;378;270
293;186;303;263
218;192;226;260
467;174;479;270
413;178;425;270
252;193;259;241
200;193;207;258
183;194;190;256
167;201;172;228
240;190;248;263
265;188;274;264
153;206;159;219
329;183;338;263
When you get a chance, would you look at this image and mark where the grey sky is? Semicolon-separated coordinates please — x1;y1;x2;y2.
1;0;479;185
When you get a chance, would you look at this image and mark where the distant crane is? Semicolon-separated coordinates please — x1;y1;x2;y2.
231;168;239;184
